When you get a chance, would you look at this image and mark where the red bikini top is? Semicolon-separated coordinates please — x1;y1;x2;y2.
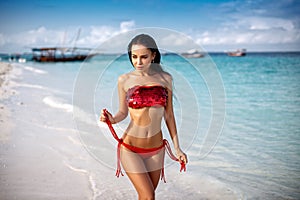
126;85;168;109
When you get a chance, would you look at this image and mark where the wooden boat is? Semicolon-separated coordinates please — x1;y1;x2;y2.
31;47;93;62
227;49;246;57
31;28;95;62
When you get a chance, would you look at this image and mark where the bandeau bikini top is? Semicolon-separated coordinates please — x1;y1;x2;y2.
126;85;168;109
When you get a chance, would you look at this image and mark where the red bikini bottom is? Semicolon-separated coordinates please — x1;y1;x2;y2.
103;109;186;183
121;139;164;159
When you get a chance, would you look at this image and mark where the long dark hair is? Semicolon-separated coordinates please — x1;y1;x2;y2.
127;34;164;73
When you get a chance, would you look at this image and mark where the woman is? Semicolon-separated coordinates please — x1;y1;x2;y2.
100;34;188;199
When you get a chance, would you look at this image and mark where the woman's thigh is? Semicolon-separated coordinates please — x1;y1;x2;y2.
126;172;154;198
120;146;165;192
144;149;165;189
121;148;155;197
120;147;147;173
144;147;165;172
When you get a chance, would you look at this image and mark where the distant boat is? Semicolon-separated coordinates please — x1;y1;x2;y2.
227;49;246;57
181;49;205;58
31;28;95;62
31;47;94;62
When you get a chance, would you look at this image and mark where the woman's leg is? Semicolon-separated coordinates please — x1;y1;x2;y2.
147;169;161;190
126;172;155;200
120;146;165;199
121;147;156;199
144;148;165;189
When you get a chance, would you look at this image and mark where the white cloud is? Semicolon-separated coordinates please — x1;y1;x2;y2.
77;20;136;49
157;33;200;52
237;17;295;31
0;21;136;52
201;0;300;50
160;33;190;46
120;20;135;33
196;28;300;45
8;26;65;47
195;16;300;47
1;16;300;53
77;25;117;46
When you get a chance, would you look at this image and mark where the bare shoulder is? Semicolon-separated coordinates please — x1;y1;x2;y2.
117;73;131;93
118;73;130;84
161;71;172;82
158;71;173;89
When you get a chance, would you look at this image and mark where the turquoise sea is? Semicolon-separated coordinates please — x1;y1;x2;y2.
3;52;300;199
196;52;300;199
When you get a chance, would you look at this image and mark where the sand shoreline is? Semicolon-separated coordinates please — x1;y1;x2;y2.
0;62;12;87
0;62;14;142
0;62;94;200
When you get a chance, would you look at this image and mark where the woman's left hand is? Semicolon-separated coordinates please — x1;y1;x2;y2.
176;148;188;164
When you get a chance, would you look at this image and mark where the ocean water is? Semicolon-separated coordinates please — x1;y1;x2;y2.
4;52;300;199
197;53;300;199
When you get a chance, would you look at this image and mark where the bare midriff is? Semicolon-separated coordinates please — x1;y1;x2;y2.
122;106;164;148
122;131;163;149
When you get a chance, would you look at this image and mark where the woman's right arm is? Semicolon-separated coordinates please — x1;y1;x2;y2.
100;75;128;124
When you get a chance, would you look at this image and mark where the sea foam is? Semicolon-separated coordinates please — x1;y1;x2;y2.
24;66;48;74
43;96;73;112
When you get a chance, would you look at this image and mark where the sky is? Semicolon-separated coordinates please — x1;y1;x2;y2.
0;0;300;53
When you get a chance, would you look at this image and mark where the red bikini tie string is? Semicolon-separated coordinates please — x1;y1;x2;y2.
163;139;186;172
103;109;124;177
103;109;121;143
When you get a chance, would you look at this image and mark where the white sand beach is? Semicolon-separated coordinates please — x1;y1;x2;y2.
0;62;241;200
0;62;15;143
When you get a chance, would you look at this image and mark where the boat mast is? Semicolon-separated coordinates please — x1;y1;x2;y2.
72;28;81;53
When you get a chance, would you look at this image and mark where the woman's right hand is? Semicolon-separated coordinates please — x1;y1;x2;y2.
100;109;115;124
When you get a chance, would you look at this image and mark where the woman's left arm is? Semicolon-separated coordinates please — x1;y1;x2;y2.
164;75;188;164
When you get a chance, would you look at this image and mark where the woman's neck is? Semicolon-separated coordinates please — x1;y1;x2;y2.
133;69;156;77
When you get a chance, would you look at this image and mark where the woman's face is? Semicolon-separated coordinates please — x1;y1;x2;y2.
131;44;155;72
